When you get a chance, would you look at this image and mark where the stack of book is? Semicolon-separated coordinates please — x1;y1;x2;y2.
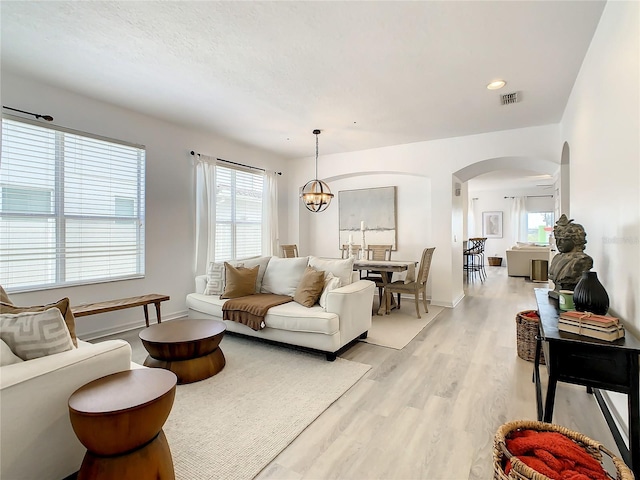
558;311;625;341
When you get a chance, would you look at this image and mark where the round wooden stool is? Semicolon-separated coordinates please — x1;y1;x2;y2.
68;368;177;480
139;318;226;384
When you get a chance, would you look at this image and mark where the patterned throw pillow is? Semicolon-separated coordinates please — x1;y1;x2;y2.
0;308;74;360
0;297;78;347
204;262;226;295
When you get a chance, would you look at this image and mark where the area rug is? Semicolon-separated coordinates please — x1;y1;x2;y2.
363;305;444;349
162;335;370;480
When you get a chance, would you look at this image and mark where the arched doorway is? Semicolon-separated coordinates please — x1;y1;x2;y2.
453;156;560;287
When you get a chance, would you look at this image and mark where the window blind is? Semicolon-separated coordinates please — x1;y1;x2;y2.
0;117;146;291
214;164;263;262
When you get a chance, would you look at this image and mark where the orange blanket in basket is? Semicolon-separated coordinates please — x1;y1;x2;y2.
504;430;608;480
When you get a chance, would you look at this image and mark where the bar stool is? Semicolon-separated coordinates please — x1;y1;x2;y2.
463;237;487;282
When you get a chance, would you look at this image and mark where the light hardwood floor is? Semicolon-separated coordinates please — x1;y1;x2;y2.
106;266;620;479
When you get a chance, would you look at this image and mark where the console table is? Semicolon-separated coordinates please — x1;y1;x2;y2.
72;294;170;327
533;288;639;476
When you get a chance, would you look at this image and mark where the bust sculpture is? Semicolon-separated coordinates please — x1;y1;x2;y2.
548;214;593;293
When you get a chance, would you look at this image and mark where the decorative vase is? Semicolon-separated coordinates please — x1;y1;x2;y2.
572;271;609;315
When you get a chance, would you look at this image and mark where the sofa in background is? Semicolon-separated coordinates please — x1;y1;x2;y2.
186;256;375;360
506;244;552;277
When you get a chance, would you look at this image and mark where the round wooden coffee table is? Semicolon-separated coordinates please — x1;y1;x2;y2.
139;318;226;384
68;368;177;480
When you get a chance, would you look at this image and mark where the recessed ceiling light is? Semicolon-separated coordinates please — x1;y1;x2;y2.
487;80;506;90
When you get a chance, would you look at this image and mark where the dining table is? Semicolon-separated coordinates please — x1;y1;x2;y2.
353;259;417;315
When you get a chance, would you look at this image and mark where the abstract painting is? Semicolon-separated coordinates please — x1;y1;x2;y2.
482;211;503;238
338;186;397;249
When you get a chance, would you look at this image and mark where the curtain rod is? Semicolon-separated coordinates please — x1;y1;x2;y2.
190;150;282;175
504;195;553;198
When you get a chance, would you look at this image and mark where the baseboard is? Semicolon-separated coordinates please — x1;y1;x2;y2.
82;310;188;340
430;291;464;309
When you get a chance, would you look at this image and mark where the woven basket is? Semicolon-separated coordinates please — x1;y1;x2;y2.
516;310;545;365
493;420;634;480
488;257;503;266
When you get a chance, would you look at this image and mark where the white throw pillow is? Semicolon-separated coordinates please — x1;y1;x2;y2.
0;338;23;366
237;256;271;292
319;273;342;310
261;256;309;296
308;256;354;287
0;308;74;360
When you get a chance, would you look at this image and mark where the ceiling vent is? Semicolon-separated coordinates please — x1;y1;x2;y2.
500;92;520;105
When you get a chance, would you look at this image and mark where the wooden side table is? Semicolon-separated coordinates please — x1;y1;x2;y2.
68;369;177;480
139;318;226;384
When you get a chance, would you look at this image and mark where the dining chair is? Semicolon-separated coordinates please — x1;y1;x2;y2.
386;247;435;319
341;244;362;259
362;244;393;303
366;245;393;262
281;244;299;258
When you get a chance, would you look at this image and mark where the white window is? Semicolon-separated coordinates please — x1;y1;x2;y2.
526;211;554;244
214;164;263;262
0;117;145;291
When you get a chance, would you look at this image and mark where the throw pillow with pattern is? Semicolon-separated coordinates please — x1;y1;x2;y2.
0;297;78;347
0;308;74;360
204;262;226;295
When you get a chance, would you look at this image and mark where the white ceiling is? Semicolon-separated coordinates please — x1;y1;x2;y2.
467;169;555;193
1;1;605;159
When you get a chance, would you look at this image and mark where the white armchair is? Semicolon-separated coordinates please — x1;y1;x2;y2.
0;339;133;480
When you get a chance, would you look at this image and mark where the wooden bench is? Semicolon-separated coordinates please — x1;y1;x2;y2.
71;294;170;327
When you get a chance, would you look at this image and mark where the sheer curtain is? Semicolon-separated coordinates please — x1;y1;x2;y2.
262;171;279;256
195;156;279;273
468;197;477;238
510;196;527;244
194;156;216;274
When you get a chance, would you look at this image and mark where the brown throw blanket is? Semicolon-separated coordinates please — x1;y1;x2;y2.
222;294;293;331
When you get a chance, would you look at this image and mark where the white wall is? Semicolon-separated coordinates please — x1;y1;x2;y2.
561;0;639;337
560;0;639;441
286;126;561;307
1;73;287;338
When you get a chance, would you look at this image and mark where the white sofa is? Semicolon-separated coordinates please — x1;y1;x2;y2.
0;339;133;480
506;244;551;277
186;256;375;360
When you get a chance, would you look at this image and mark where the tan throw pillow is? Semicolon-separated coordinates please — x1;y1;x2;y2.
0;285;11;305
0;308;74;360
294;266;326;308
220;263;259;299
0;297;78;347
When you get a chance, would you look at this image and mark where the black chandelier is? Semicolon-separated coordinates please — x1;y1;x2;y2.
300;129;333;213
